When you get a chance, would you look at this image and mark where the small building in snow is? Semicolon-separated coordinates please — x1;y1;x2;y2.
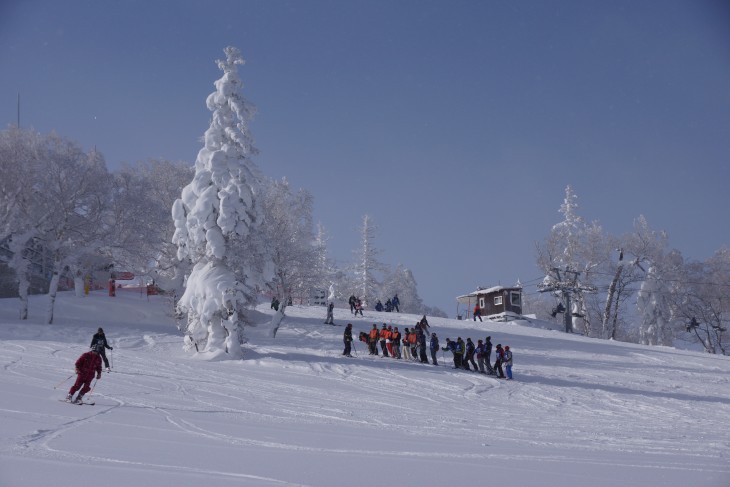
456;285;523;321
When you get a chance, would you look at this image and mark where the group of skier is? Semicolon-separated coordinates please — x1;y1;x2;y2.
342;320;514;380
65;327;113;404
374;294;400;312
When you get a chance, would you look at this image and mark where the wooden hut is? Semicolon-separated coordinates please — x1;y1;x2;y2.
456;285;523;321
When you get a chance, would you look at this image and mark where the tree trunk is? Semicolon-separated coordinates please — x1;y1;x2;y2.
603;262;624;339
47;271;60;324
270;301;287;338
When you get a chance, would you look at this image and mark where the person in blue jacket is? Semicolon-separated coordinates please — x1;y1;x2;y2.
429;332;439;365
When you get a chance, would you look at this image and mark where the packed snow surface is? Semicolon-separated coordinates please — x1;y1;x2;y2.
1;291;728;486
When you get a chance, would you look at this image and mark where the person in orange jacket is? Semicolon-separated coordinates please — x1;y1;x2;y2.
368;324;379;355
385;325;394;356
408;326;418;360
379;324;390;357
390;327;401;359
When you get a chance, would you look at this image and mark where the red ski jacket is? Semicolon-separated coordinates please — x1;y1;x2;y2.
75;351;102;378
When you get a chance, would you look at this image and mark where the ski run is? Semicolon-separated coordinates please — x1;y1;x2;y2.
1;291;729;487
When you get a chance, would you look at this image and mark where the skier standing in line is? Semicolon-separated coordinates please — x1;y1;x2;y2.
494;344;506;378
429;332;439;365
90;327;113;372
417;325;429;364
66;344;103;403
475;339;487;374
342;323;353;357
402;328;411;360
464;337;477;371
503;345;513;380
485;336;495;375
379;324;390;357
391;327;401;359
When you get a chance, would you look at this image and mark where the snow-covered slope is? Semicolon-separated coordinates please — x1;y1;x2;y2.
1;291;728;487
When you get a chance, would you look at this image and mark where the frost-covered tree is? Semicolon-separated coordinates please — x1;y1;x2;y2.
172;46;270;359
36;138;111;323
108;159;193;294
380;264;424;313
0;127;43;318
675;249;730;355
352;214;385;307
312;223;337;297
260;178;318;337
536;186;602;335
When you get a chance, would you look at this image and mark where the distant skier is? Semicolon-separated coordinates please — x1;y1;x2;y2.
392;294;400;312
429;332;439;365
342;324;353;357
473;305;482;322
90;327;113;372
354;299;364;317
348;295;357;314
324;302;335;325
66;344;103;403
494;344;506;378
503;345;513;380
464;338;477;371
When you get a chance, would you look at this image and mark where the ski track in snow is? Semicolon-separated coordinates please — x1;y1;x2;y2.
1;296;730;486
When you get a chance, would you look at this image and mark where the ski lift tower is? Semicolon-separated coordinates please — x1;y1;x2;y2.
538;267;596;333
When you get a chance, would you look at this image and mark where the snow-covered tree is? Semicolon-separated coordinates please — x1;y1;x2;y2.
36;138;111;323
675;249;730;355
0;127;43;319
536;186;602;335
108;159;193;293
312;223;337;297
380;264;424;314
352;214;385;307
172;46;271;359
260;178;318;337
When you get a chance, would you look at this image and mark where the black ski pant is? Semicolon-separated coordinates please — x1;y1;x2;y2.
380;340;389;357
343;340;351;356
465;353;477;371
419;346;428;364
99;349;110;368
453;354;463;368
494;360;505;378
430;349;438;365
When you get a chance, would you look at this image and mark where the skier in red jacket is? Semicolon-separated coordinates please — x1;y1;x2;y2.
66;344;103;403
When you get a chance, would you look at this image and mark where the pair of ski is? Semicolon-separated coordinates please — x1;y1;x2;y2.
59;398;95;406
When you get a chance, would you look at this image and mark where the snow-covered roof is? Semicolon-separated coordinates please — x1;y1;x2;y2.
455;285;522;304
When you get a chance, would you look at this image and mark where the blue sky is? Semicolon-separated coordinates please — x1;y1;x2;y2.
2;0;729;315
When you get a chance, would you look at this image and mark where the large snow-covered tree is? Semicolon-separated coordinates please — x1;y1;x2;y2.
536;185;603;335
172;46;270;359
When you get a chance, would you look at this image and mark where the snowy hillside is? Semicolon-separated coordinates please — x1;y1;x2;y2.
1;291;729;487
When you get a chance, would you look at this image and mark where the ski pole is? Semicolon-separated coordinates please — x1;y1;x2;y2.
54;374;74;389
110;347;113;369
89;378;98;395
352;341;358;357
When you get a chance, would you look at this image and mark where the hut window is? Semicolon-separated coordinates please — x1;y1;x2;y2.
494;296;503;306
479;297;485;308
510;292;521;306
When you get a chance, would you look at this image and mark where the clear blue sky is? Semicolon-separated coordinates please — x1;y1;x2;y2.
2;0;729;315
